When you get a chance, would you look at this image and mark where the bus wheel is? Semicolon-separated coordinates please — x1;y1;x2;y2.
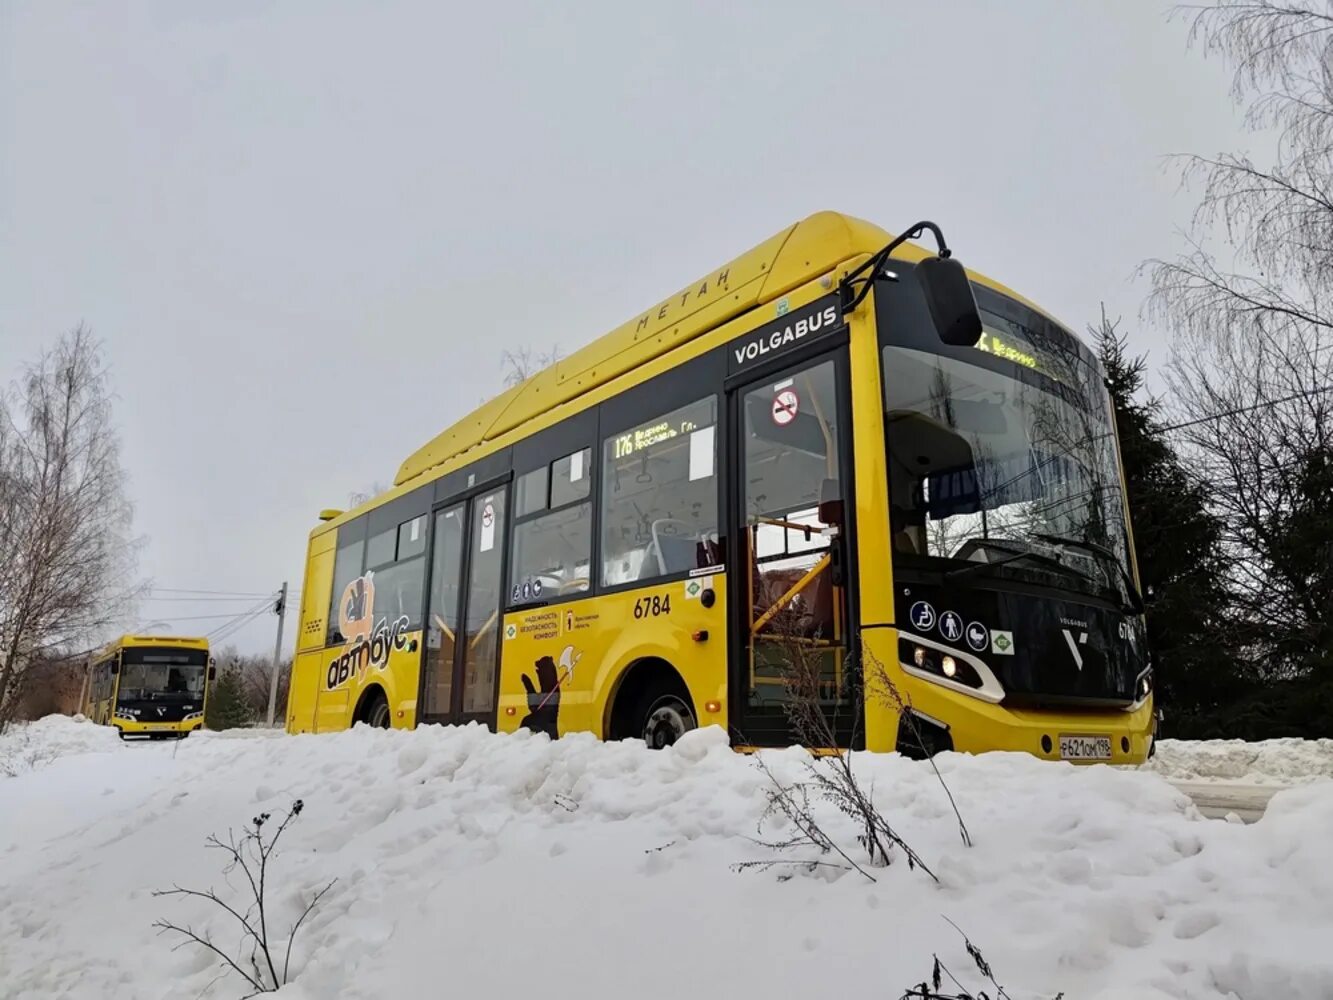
638;690;696;750
362;690;391;729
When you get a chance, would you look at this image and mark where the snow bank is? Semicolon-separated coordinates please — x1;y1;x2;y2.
0;713;121;776
1147;737;1333;785
2;717;1332;1000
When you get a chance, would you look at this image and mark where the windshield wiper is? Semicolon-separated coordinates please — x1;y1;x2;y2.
943;546;1069;583
1031;532;1145;614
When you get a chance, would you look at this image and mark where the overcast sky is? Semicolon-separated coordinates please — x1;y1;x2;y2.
1;1;1258;655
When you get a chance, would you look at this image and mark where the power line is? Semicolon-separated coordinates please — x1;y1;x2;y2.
211;610;277;646
129;611;274;623
147;587;274;597
1157;385;1331;435
210;608;276;645
141;595;277;603
207;595;283;644
127;593;280;628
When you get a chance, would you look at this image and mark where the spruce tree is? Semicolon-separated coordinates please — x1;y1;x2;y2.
205;668;253;731
1094;313;1243;736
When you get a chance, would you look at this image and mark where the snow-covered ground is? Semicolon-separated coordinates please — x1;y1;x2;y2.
1146;737;1333;785
2;717;1332;1000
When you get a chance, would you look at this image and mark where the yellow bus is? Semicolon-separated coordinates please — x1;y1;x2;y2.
85;635;214;739
287;211;1155;763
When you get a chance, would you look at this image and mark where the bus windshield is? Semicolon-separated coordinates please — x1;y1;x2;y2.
879;275;1133;609
117;649;207;702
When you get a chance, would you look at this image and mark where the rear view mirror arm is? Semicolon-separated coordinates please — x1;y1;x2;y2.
839;220;952;313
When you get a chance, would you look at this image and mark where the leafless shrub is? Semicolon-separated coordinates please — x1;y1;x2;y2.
0;328;142;732
153;800;333;996
864;645;973;850
901;918;1064;999
735;614;969;883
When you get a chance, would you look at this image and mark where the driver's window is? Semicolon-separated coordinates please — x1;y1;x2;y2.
600;395;719;587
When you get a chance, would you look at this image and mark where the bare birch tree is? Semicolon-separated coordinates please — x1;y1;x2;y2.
1148;2;1333;685
500;344;562;387
0;328;140;729
1165;326;1331;679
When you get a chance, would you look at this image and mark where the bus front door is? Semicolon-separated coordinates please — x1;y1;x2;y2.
728;350;860;749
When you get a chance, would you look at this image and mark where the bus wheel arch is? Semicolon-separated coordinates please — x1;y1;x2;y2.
606;658;697;747
353;685;392;729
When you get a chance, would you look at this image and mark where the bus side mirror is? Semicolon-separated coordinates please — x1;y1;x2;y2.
110;663;119;676
918;255;982;347
208;666;217;681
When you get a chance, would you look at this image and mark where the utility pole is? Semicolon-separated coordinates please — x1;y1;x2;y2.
266;582;288;728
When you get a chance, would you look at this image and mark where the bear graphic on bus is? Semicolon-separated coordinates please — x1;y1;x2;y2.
519;644;581;738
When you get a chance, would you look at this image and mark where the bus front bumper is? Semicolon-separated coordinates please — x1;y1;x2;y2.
881;676;1156;765
113;717;205;737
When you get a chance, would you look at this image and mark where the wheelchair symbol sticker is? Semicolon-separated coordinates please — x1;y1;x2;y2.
909;601;936;631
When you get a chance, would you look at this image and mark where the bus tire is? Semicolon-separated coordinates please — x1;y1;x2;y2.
359;689;391;730
636;686;696;750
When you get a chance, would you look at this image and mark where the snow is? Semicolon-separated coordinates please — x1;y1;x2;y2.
0;713;120;776
1146;737;1333;785
2;717;1332;1000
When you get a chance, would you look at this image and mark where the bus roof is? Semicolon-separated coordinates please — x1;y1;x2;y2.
393;211;890;488
318;210;1059;534
97;635;211;656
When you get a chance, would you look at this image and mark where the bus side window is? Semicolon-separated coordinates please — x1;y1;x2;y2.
364;513;428;628
600;395;718;586
509;448;594;602
326;518;368;645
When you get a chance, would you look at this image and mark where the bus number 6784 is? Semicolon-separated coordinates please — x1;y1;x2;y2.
634;595;671;619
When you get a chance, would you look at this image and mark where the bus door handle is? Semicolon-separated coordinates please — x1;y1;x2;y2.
829;534;846;588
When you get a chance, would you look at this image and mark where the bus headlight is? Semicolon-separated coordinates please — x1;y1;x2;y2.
184;711;203;721
902;641;983;690
1126;665;1154;711
114;710;136;722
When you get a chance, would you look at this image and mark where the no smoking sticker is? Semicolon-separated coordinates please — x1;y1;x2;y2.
772;388;799;426
479;498;496;552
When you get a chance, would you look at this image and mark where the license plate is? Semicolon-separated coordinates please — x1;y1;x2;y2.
147;724;171;731
1058;735;1111;761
